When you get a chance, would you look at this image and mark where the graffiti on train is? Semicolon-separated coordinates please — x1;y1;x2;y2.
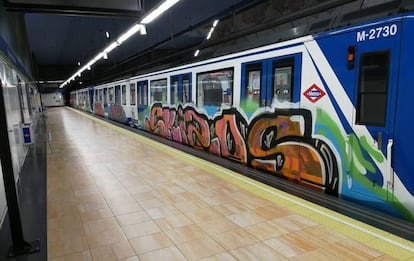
145;103;339;195
109;105;127;124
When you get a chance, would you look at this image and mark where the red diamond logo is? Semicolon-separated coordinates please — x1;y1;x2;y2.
303;84;326;103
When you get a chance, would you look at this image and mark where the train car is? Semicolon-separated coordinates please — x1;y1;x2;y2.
71;11;414;222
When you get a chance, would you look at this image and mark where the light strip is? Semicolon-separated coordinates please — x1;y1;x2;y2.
117;24;141;44
104;42;119;53
59;0;181;88
141;0;180;24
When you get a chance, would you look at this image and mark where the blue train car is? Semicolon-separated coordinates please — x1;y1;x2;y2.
71;12;414;222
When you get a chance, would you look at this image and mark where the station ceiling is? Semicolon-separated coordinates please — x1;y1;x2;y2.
3;0;410;92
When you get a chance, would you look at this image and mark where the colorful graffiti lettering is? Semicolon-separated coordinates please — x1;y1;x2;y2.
145;103;339;195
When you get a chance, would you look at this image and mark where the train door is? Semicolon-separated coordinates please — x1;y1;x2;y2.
241;54;305;181
350;22;401;195
137;80;148;127
103;87;108;117
170;73;192;105
129;81;137;126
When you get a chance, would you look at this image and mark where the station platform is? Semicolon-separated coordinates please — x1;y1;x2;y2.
46;107;414;261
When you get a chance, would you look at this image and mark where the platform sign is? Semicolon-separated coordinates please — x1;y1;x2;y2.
22;124;33;145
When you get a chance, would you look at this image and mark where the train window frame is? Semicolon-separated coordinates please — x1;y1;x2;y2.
171;77;179;104
356;50;390;127
150;78;167;104
137;80;148;106
272;58;295;103
130;83;136;105
244;63;262;106
182;75;190;103
121;84;127;105
196;67;234;107
115;85;121;105
108;87;114;104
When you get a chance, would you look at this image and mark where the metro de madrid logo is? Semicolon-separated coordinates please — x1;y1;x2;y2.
303;84;326;103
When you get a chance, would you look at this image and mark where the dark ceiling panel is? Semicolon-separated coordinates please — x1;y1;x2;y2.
6;0;142;10
4;0;148;17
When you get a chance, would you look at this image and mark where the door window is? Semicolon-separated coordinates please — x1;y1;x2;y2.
356;51;390;126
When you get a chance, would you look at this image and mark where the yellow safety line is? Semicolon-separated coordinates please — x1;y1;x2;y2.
67;107;414;259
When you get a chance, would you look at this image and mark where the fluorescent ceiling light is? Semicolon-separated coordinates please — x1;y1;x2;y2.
118;23;141;43
213;20;219;27
206;28;214;40
141;0;180;24
104;42;119;54
194;49;200;57
103;53;108;60
105;31;110;39
140;24;147;35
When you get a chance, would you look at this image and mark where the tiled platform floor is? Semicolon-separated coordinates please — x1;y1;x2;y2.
46;107;414;260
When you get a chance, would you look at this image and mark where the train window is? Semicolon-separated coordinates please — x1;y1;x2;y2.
356;51;390;126
273;58;294;102
115;85;121;105
138;81;148;106
130;83;136;105
108;87;114;103
197;68;233;107
122;85;126;105
183;76;190;103
99;89;103;102
150;79;167;104
245;64;262;107
171;78;179;104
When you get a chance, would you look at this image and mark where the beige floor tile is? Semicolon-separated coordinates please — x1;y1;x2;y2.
197;217;239;235
48;214;83;231
244;220;290;241
212;202;250;216
226;211;266;227
129;232;173;254
122;220;161;240
109;202;144;216
253;205;293;219
80;208;114;222
176;237;226;260
119;256;140;261
173;199;209;213
139;198;171;210
165;224;208;244
185;208;224;223
116;211;151;227
290;247;345;261
48;229;89;258
48;250;92;261
86;227;127;248
235;194;272;209
264;237;304;258
139;246;187;261
230;243;289;261
269;214;318;232
198;252;238;261
212;228;259;250
155;214;194;230
146;205;181;219
111;240;136;259
83;217;119;235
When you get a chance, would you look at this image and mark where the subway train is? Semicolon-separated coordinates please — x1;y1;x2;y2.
71;11;414;222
